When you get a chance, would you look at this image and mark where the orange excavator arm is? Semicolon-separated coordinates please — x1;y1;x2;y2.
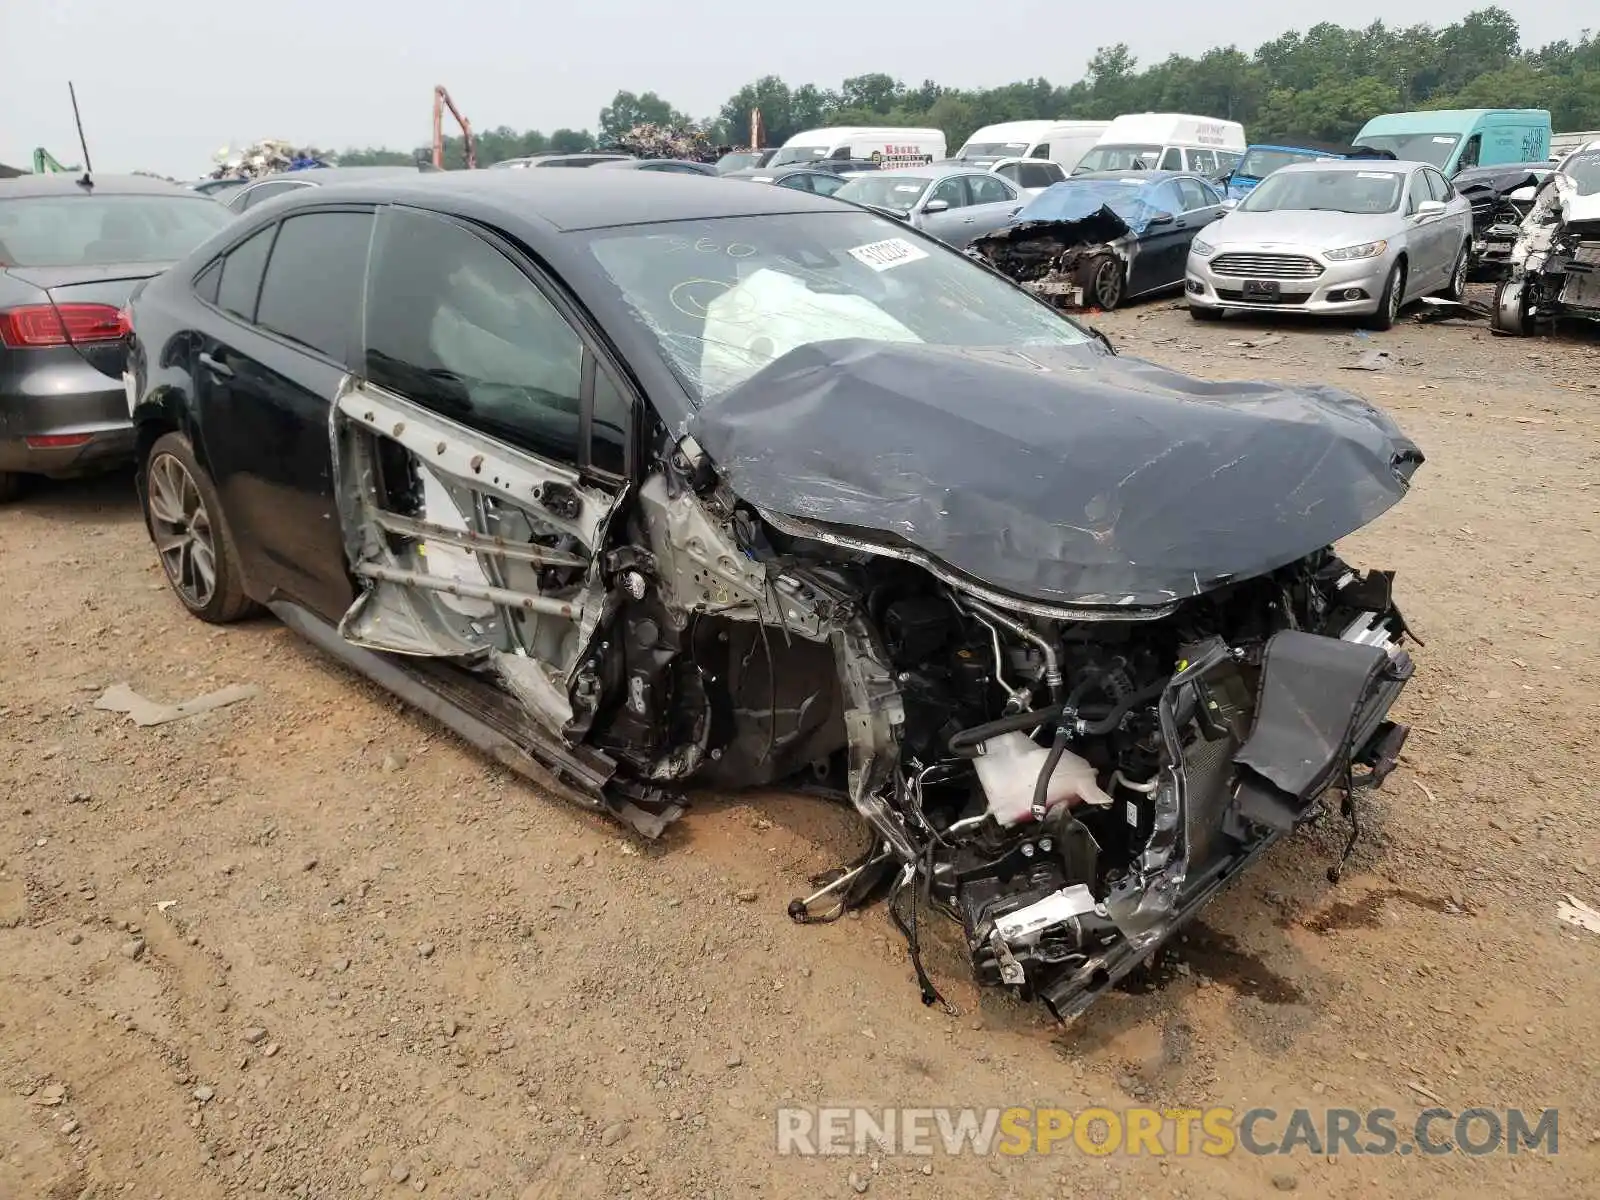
432;86;476;169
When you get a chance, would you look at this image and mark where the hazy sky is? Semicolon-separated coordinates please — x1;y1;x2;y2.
1;0;1588;177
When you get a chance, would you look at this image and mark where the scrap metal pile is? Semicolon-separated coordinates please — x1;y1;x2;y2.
602;121;728;163
209;139;331;181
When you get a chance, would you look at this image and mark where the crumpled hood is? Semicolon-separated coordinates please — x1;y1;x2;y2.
688;340;1423;608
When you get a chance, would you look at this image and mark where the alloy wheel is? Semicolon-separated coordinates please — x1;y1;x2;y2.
1451;250;1468;297
1387;268;1404;323
147;452;217;608
1093;259;1123;309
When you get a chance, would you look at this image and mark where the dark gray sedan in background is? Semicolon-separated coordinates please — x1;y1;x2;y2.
0;174;232;500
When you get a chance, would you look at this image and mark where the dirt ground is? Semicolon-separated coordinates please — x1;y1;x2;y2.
3;298;1599;1200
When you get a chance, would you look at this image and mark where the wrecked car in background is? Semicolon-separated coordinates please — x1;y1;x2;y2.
1454;161;1556;278
971;171;1226;310
1491;144;1600;336
125;172;1422;1021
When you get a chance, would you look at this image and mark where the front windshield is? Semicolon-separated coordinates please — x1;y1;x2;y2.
959;141;1031;163
770;145;829;166
1234;148;1318;180
1560;149;1600;195
0;194;235;267
1240;168;1404;215
833;175;931;214
1073;144;1162;173
578;211;1091;408
1355;133;1459;169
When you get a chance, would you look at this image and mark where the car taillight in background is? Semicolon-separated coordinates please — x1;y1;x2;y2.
0;303;132;349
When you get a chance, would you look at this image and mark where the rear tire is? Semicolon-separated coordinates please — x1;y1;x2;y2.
1362;261;1406;331
142;432;259;624
0;471;27;503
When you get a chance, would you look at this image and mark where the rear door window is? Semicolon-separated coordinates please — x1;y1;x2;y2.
1186;148;1219;176
254;210;374;361
1020;163;1064;189
215;225;275;320
775;173;814;192
969;174;1015;205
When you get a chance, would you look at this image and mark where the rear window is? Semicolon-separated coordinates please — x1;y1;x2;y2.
0;194;234;267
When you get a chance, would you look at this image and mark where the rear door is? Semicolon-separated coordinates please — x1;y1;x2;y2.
190;207;374;619
957;174;1025;245
330;203;632;707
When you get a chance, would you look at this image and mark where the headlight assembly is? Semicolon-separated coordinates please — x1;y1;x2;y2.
1325;239;1389;261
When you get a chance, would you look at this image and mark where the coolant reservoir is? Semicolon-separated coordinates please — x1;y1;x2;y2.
974;732;1114;827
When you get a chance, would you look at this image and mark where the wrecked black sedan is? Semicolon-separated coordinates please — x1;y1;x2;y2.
970;171;1227;309
125;172;1422;1020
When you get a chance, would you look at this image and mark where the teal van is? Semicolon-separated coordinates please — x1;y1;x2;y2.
1353;109;1551;176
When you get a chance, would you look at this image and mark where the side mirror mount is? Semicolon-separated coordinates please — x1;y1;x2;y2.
922;198;950;214
1221;197;1238;210
1147;210;1175;226
1416;199;1447;221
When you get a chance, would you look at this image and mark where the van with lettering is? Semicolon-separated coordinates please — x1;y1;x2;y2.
770;127;946;170
1353;109;1551;176
1073;114;1246;178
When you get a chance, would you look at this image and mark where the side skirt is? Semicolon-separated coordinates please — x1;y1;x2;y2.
269;601;684;839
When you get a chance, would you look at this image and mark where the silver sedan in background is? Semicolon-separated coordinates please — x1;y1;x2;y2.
1184;159;1473;329
833;165;1024;249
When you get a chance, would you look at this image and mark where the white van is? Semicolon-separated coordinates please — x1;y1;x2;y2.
770;127;946;169
955;120;1110;172
1073;114;1246;177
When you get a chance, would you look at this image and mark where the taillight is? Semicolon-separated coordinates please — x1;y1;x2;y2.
0;303;131;349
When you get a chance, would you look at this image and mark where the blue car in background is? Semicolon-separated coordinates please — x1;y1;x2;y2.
1225;142;1397;201
971;170;1227;309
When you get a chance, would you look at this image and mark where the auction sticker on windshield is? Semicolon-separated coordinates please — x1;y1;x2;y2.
849;238;930;272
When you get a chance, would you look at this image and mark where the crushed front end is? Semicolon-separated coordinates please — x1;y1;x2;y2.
1493;151;1600;334
969;207;1132;307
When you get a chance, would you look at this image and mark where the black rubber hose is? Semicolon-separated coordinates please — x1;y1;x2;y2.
948;703;1065;758
1030;723;1071;817
948;666;1122;758
1075;677;1168;737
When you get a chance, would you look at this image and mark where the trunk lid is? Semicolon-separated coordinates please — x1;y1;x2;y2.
3;263;169;380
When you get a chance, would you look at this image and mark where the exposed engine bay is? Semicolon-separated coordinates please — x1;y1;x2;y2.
1492;149;1600;335
1455;164;1552;280
320;338;1422;1020
968;207;1133;308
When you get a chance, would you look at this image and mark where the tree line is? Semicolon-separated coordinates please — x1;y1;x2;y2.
337;8;1600;168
